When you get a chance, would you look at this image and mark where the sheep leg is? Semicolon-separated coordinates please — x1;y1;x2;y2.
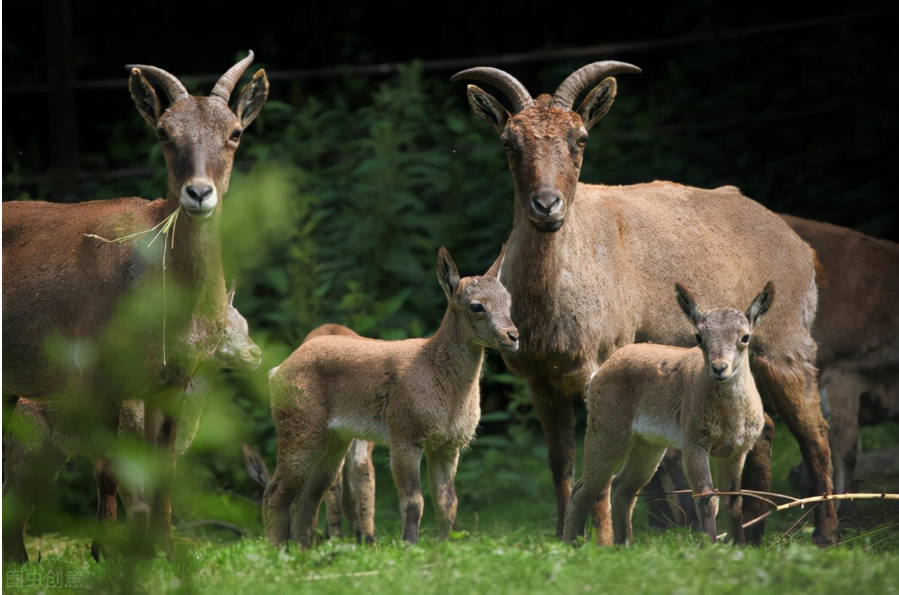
611;439;667;545
563;428;629;544
752;354;838;546
740;413;774;543
323;456;346;540
390;442;425;544
684;444;718;544
262;465;295;545
288;434;352;549
143;390;183;559
530;381;579;539
717;451;749;545
426;444;460;538
90;457;119;562
345;440;376;543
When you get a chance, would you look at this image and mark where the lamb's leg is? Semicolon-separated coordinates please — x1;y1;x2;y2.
683;444;718;544
324;457;346;540
530;380;579;539
752;353;838;546
717;451;750;545
288;435;352;549
611;439;667;545
262;466;295;545
390;442;425;544
563;428;629;544
345;440;376;543
426;444;460;538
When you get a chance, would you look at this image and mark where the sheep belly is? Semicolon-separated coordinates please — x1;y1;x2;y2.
632;412;684;450
328;415;390;443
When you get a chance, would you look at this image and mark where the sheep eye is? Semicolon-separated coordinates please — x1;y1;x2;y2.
229;128;242;142
157;128;170;143
695;333;703;345
470;302;485;313
740;334;751;344
576;134;588;147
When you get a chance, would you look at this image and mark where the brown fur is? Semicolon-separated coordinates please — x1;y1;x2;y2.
263;248;518;547
1;53;268;562
780;215;899;497
300;323;377;543
564;284;773;545
455;63;838;545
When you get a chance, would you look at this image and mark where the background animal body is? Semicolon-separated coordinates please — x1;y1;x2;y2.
1;54;268;562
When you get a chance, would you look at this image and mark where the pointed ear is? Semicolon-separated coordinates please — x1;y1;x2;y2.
437;247;461;301
746;281;775;329
675;283;703;327
242;444;270;487
466;85;510;134
228;279;237;306
233;69;269;128
576;77;617;131
129;68;162;127
484;243;507;281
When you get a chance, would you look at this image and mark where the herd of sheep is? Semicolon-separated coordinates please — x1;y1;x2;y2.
2;51;896;563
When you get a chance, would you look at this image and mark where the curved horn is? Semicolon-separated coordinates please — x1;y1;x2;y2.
551;61;642;111
451;67;534;113
210;50;255;103
125;64;189;104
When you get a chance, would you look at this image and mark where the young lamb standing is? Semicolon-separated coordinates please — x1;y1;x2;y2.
244;322;377;544
263;247;518;547
563;282;774;545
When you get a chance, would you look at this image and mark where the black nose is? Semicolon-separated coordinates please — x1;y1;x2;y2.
186;183;214;202
507;331;518;343
530;189;561;215
711;362;728;375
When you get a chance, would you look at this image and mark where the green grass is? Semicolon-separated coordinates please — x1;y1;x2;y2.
4;421;898;595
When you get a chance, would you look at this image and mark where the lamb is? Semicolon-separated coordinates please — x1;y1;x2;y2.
563;282;774;545
262;247;518;547
243;323;377;543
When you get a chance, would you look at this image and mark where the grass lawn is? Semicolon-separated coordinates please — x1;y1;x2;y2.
3;423;898;595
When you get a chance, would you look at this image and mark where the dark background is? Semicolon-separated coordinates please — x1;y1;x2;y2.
3;0;899;528
4;1;898;240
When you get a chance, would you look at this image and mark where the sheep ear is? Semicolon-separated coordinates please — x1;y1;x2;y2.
484;243;507;281
746;281;775;329
466;85;510;134
437;247;461;300
129;68;162;127
675;283;703;327
233;69;269;128
242;444;270;487
227;279;236;307
576;78;617;131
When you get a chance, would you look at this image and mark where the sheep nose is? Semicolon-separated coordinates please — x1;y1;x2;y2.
711;361;729;376
186;182;214;203
247;345;262;360
507;331;519;343
530;189;562;215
